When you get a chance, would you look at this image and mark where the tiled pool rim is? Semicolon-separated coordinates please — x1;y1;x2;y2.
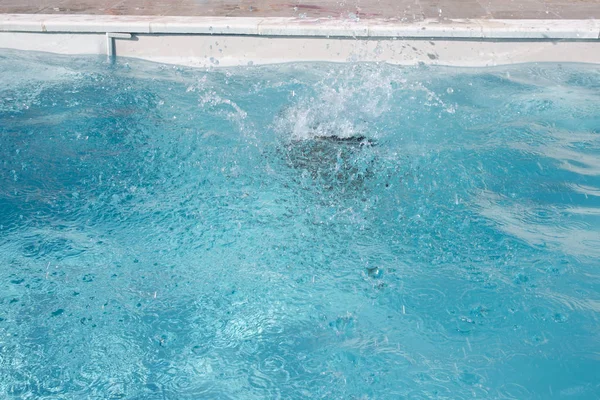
1;14;600;67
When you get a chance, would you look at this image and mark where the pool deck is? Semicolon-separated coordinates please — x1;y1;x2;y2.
1;0;599;39
1;0;599;20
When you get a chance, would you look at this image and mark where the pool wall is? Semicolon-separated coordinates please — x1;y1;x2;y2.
1;14;599;67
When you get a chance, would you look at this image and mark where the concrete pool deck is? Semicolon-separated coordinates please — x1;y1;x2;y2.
0;1;599;67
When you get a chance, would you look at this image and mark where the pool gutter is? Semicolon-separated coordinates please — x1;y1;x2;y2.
1;14;599;66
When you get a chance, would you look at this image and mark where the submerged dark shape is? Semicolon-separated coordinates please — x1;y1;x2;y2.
282;134;378;192
366;266;384;279
313;135;377;147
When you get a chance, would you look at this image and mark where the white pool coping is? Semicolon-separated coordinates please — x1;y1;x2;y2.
1;14;599;39
1;14;599;67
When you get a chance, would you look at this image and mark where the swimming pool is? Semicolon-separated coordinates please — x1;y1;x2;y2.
1;50;599;399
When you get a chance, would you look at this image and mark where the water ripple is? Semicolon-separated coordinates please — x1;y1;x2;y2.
1;50;599;399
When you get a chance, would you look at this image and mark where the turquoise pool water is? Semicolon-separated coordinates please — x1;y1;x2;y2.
1;50;599;399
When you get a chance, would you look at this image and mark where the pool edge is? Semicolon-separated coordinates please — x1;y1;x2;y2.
1;14;599;67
